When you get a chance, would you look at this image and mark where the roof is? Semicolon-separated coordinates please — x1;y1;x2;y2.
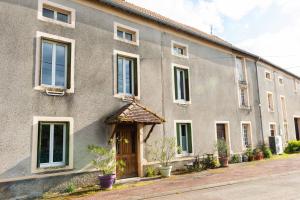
98;0;300;79
105;101;165;124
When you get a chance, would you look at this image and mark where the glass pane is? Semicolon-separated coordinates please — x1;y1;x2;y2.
53;124;64;162
41;42;53;85
178;48;184;55
181;125;187;151
179;70;185;99
55;44;66;87
117;57;123;93
57;12;69;23
40;124;50;164
117;30;123;38
125;59;132;94
125;32;133;41
236;58;244;81
43;8;54;19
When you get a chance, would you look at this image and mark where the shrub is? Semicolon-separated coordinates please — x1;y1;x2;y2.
215;139;228;157
145;166;157;177
65;183;76;193
244;148;254;161
285;140;300;153
262;145;272;158
200;154;218;169
230;154;240;164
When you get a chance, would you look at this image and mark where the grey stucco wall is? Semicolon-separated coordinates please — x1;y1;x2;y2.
0;0;300;190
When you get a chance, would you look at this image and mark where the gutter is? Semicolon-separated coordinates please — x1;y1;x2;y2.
99;0;300;80
255;57;265;145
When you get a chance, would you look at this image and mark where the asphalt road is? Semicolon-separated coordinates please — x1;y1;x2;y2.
148;171;300;200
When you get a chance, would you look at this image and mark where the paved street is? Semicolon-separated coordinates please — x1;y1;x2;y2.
76;154;300;200
149;171;300;200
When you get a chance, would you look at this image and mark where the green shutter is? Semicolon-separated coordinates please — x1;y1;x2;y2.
187;123;193;153
174;67;178;100
176;123;181;153
66;44;72;89
133;58;138;96
37;122;41;168
184;69;190;101
65;122;70;166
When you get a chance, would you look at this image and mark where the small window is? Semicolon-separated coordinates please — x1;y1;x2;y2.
241;123;251;149
114;22;139;45
280;96;287;121
38;122;69;168
270;123;276;136
267;92;274;112
172;41;188;58
38;0;75;28
236;57;247;82
265;71;272;80
284;123;289;143
176;122;193;154
173;65;190;103
278;77;284;85
239;87;249;108
294;80;300;93
114;50;140;99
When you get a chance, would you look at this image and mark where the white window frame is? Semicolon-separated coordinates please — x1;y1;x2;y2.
171;40;189;58
35;31;75;93
278;76;284;86
240;121;253;150
235;57;248;83
269;122;277;136
37;0;76;28
265;70;272;81
113;50;140;100
238;86;250;109
114;22;139;46
32;116;74;173
39;122;66;168
283;122;289;143
280;95;287;122
215;121;232;155
171;63;191;105
267;91;274;112
174;120;193;157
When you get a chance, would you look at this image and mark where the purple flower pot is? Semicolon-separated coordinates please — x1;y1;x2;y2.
99;174;116;189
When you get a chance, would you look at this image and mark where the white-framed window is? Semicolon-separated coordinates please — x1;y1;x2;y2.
241;122;252;149
294;80;300;93
175;121;193;155
38;0;76;28
284;122;289;143
278;77;284;85
280;96;287;122
35;32;75;94
171;41;188;58
267;92;274;112
269;123;276;136
236;57;247;82
113;50;140;99
265;70;272;80
239;86;250;108
172;64;191;104
31;116;74;173
114;22;139;46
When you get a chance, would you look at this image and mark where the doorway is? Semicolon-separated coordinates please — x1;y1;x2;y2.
294;118;300;141
216;122;231;155
116;124;137;179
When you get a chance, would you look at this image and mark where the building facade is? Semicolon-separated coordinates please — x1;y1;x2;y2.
1;0;300;198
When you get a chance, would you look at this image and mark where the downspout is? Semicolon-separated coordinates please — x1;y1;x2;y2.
160;32;166;136
255;57;265;145
273;71;281;136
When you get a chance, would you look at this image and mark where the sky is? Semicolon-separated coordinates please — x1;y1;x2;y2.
127;0;300;76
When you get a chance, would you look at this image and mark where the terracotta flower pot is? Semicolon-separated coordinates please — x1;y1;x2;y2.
255;152;264;160
219;157;229;167
99;174;116;190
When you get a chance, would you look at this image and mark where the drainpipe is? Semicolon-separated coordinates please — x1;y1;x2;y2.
273;70;282;137
160;32;166;136
255;57;265;145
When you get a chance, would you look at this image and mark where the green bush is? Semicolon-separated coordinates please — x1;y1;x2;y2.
230;154;240;164
200;154;218;169
262;145;272;158
285;140;300;153
65;183;76;193
145;166;157;177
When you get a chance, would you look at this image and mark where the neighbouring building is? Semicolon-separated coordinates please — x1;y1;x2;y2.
1;0;300;199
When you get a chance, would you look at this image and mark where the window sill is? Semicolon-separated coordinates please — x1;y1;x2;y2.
176;153;194;158
34;85;74;94
114;37;139;46
114;93;140;101
172;53;189;59
32;165;73;174
38;16;75;29
174;100;191;105
239;105;251;110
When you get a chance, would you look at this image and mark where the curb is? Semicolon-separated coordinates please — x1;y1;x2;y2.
133;170;300;199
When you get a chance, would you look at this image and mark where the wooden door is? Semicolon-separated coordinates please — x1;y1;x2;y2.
217;124;226;140
116;125;137;179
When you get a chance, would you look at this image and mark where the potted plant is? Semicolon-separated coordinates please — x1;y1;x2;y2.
254;147;264;160
88;145;125;190
150;137;178;177
215;139;229;167
244;147;254;161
